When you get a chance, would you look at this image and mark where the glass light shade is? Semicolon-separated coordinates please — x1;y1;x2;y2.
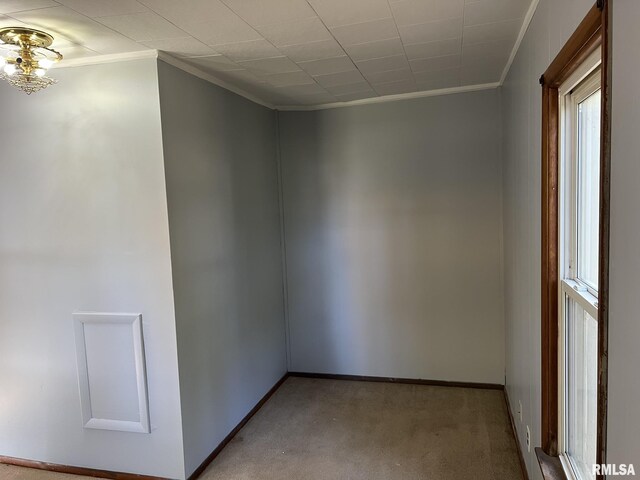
3;63;16;75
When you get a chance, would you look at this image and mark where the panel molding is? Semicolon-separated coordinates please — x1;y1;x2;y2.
73;312;150;434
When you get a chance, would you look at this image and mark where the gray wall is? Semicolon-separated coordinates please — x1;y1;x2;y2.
278;90;505;384
500;0;594;478
0;59;185;479
157;61;287;478
607;0;640;471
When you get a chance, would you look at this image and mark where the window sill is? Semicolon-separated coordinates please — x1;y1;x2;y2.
536;448;569;480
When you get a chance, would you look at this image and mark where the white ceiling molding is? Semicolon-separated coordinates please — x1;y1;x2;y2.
51;49;158;68
157;51;276;110
46;48;503;112
276;82;501;111
500;0;540;85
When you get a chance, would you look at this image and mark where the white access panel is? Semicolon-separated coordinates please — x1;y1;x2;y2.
73;312;150;433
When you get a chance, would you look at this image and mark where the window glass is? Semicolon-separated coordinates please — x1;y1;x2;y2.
566;297;598;480
577;89;601;290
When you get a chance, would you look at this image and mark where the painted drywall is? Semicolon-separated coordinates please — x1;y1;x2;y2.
0;59;185;479
278;90;505;384
607;0;640;471
500;0;595;478
157;61;287;478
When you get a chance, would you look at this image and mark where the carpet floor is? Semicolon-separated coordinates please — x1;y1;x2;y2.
200;377;524;480
1;377;525;480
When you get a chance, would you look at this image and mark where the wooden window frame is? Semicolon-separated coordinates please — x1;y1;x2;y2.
539;1;610;479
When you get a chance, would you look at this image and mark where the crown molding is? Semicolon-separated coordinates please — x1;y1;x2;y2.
500;0;540;85
275;82;501;111
156;51;275;109
51;49;158;68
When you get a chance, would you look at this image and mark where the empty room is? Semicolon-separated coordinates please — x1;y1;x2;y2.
0;0;638;479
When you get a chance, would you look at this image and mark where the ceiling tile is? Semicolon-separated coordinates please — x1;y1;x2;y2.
210;69;268;93
0;0;57;13
414;67;461;89
462;18;521;45
184;54;243;72
221;0;316;26
298;55;356;76
314;69;366;88
211;39;282;62
461;58;502;84
413;66;460;84
356;54;409;74
0;0;531;104
256;17;331;47
75;33;145;54
9;5;146;54
308;0;392;28
238;55;301;75
56;0;148;18
464;0;529;26
96;12;187;41
410;53;461;73
184;20;261;46
335;90;377;102
263;70;315;87
325;81;372;95
292;91;338;105
48;43;98;59
343;37;404;62
461;40;509;84
330;18;398;46
462;39;512;63
138;0;227;29
214;68;267;86
278;38;345;62
142;37;215;57
275;82;325;95
390;0;464;26
363;68;412;84
139;0;262;45
251;89;294;104
373;79;417;95
404;38;461;61
416;77;460;91
397;17;462;45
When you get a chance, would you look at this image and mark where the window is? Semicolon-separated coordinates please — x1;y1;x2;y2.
539;4;610;480
558;63;601;480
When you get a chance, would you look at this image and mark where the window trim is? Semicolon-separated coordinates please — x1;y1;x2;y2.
539;2;611;480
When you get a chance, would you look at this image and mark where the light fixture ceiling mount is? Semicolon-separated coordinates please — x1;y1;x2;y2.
0;27;63;95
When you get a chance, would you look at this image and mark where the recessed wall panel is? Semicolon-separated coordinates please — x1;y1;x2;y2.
73;312;150;433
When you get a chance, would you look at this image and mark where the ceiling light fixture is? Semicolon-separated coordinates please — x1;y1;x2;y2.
0;27;63;95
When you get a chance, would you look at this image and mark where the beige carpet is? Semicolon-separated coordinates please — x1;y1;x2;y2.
201;377;524;480
0;465;94;480
1;377;524;480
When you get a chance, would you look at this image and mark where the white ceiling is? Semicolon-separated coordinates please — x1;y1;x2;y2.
0;0;532;107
